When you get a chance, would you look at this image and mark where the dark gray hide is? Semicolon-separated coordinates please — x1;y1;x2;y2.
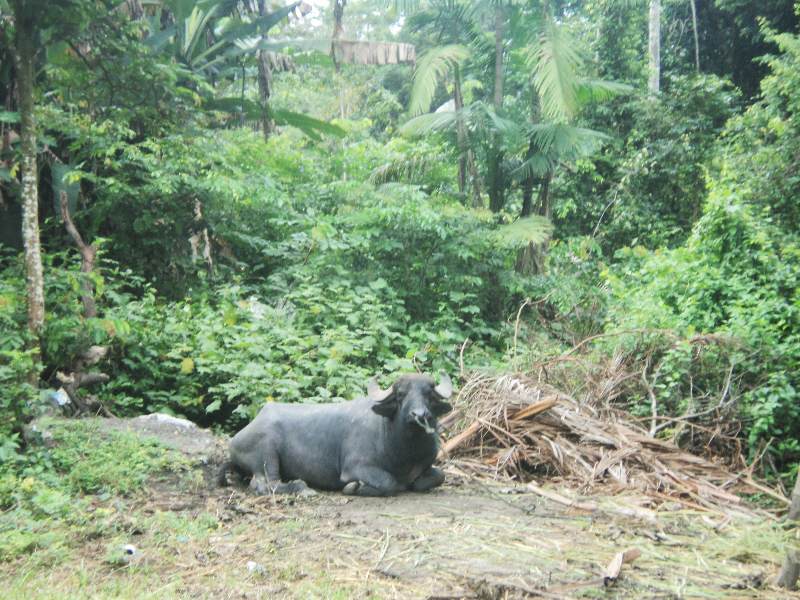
217;373;453;496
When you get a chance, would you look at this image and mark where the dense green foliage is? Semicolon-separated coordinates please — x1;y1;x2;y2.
1;0;800;482
606;26;800;452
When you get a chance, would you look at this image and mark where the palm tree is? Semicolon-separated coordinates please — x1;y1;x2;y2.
406;0;482;203
513;11;629;272
400;3;629;271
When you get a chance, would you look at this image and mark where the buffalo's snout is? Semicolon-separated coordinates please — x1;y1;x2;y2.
410;407;433;421
408;405;436;433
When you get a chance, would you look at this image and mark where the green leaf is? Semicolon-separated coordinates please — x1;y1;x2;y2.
408;44;470;117
181;358;195;373
397;111;456;137
46;41;69;61
206;399;222;413
219;2;300;43
494;216;554;248
202;96;263;120
369;278;388;291
527;17;583;121
271;109;346;140
575;79;633;105
144;25;176;52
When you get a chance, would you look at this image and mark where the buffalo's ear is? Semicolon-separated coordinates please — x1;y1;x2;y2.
371;397;398;418
431;400;452;417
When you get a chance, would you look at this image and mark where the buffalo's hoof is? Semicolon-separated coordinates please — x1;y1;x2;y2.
342;481;360;495
282;480;317;497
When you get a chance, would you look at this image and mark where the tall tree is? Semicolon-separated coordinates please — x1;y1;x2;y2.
332;0;347;72
5;1;45;384
690;0;699;73
647;0;660;94
486;0;508;212
406;0;482;204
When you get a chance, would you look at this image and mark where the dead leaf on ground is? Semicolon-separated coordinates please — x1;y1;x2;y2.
603;548;641;587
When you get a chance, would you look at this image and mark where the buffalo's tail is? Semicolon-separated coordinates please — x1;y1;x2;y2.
217;461;247;487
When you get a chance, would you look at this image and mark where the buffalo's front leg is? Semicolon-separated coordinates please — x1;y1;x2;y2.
342;466;399;497
410;466;445;492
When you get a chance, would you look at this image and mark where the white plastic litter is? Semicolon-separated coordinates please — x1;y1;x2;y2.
246;561;266;575
51;388;71;406
137;413;196;429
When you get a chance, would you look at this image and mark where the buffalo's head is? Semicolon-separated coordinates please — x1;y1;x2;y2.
368;372;453;431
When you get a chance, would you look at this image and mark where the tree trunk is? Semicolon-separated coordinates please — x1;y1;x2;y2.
468;149;483;209
454;65;483;207
60;191;97;319
516;172;552;276
487;150;505;213
493;4;504;109
454;64;467;197
257;0;275;142
648;0;661;95
535;172;553;220
257;51;275;142
488;3;505;212
775;548;800;589
520;84;541;220
689;0;700;73
332;0;347;73
788;465;800;520
520;174;535;218
13;2;45;386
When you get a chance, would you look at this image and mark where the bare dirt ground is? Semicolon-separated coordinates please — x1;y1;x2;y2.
13;417;798;600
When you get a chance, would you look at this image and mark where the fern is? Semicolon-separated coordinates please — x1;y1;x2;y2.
494;216;554;248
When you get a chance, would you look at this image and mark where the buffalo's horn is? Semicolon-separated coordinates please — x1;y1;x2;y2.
434;372;453;399
367;376;394;401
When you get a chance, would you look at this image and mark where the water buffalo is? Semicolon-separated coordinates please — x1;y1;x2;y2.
217;373;453;497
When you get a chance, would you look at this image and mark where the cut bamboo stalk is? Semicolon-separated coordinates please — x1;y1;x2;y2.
438;421;482;460
510;395;558;420
664;471;742;504
742;476;789;504
527;483;599;511
438;396;557;461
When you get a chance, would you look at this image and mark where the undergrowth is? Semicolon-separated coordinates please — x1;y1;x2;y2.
0;418;195;562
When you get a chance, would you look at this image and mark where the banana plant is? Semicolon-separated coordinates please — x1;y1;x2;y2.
143;0;298;75
141;0;345;140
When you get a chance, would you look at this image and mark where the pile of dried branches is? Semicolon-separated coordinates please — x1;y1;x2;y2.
440;368;788;520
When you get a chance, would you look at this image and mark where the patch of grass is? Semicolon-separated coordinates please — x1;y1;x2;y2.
4;566;185;600
0;418;197;563
41;418;195;496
